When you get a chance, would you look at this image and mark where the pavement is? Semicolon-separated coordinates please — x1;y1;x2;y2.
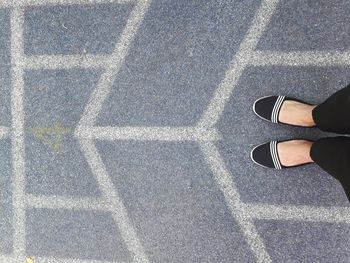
1;0;350;262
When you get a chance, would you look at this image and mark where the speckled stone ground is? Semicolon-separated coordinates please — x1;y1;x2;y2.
1;0;350;263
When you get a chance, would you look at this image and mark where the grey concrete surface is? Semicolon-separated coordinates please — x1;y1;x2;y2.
1;0;350;263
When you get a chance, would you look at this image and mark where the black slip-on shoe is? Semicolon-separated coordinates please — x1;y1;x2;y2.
250;139;314;170
252;95;316;128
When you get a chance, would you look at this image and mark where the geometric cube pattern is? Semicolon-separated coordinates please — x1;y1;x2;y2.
1;0;350;262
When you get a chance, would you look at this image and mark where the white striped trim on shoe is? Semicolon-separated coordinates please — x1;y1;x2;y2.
270;141;282;170
271;95;285;123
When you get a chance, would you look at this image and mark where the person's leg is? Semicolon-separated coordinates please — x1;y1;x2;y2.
310;136;350;202
279;83;350;131
312;83;350;134
276;138;350;201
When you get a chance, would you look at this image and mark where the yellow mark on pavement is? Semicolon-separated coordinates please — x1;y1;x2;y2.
32;122;71;153
26;257;34;263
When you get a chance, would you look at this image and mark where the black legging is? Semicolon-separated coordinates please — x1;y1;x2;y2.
311;83;350;202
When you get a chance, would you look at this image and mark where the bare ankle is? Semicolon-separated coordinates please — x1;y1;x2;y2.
305;105;317;126
278;140;314;166
301;140;314;163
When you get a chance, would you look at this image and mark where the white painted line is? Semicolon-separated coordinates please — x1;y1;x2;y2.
244;203;350;223
0;255;17;263
25;55;110;70
0;0;134;8
10;7;26;261
197;0;281;128
74;126;222;141
79;139;149;263
78;0;151;127
0;126;10;139
25;194;111;211
32;257;128;263
200;141;272;263
250;51;350;66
